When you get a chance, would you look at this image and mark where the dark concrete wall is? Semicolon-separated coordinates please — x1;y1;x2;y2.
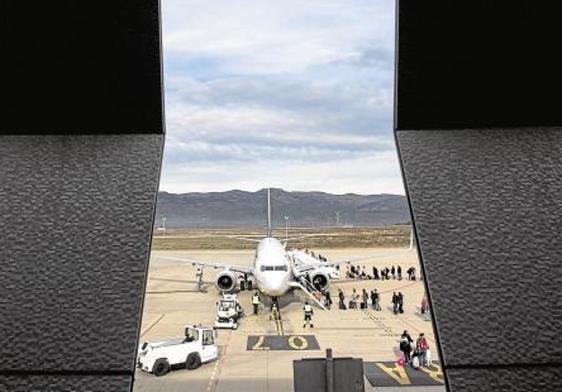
396;1;562;391
0;2;163;391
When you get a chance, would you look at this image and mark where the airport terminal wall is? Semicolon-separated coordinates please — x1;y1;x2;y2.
0;2;163;391
396;1;562;391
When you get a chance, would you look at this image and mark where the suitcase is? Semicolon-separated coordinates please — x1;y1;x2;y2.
411;356;420;369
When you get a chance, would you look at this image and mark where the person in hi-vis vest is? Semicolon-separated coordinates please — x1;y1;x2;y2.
303;301;314;328
252;291;260;315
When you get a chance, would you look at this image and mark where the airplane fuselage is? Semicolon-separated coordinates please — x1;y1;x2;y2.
253;237;293;297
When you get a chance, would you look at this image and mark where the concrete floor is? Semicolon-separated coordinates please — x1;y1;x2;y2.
133;248;445;392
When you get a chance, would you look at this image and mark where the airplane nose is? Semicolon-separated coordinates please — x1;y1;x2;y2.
267;282;287;297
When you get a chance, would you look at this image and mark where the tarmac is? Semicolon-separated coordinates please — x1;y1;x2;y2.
134;247;445;392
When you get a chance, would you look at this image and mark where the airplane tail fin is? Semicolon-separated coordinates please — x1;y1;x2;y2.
267;188;272;237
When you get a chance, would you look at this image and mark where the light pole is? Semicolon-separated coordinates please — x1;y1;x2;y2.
284;215;289;241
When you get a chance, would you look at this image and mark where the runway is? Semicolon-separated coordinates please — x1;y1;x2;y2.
134;248;445;392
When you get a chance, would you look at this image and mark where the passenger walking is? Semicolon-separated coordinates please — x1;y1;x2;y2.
350;288;359;309
361;289;368;309
398;292;404;314
303;301;314;328
416;333;430;367
421;296;430;321
373;266;380;280
373;289;381;311
397;266;402;280
400;330;414;364
252;291;260;315
324;291;332;310
338;288;346;310
391;266;396;279
392;292;399;314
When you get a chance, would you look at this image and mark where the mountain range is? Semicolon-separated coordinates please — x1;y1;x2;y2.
155;188;410;229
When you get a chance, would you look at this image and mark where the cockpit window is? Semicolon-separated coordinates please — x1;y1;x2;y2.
260;265;287;272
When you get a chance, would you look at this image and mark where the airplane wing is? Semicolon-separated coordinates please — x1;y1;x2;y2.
326;249;412;267
152;255;253;275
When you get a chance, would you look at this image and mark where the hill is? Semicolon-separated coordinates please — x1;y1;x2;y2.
155;188;410;228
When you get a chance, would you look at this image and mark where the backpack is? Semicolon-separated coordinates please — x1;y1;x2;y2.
400;337;410;351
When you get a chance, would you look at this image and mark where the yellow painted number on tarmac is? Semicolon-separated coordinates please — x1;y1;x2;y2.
375;363;411;385
419;363;444;383
288;336;308;350
252;335;270;350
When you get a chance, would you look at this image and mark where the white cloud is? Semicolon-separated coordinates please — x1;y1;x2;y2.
160;150;405;195
160;0;400;195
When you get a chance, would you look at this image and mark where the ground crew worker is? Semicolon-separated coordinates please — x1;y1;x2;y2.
303;301;314;328
252;291;260;315
270;301;280;321
227;303;237;319
196;267;204;292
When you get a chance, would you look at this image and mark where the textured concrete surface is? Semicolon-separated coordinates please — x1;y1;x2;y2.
0;134;163;372
397;128;562;390
447;366;562;392
0;375;131;392
397;128;562;367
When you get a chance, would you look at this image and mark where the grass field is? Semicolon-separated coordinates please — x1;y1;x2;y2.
151;226;411;250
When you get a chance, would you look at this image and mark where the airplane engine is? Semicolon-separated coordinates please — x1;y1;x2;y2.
215;270;236;292
311;272;330;292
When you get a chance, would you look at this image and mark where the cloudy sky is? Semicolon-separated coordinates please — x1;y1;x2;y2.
160;0;402;195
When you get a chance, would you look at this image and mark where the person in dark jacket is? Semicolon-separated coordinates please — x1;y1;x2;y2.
361;289;368;309
373;266;379;280
392;292;399;314
338;288;346;310
400;330;414;364
398;292;404;313
325;291;333;310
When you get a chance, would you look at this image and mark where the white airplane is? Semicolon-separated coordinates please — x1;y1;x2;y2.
155;188;414;309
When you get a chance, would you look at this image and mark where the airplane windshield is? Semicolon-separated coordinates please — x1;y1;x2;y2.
260;265;287;272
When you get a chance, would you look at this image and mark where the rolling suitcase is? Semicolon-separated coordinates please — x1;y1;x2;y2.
411;356;420;369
